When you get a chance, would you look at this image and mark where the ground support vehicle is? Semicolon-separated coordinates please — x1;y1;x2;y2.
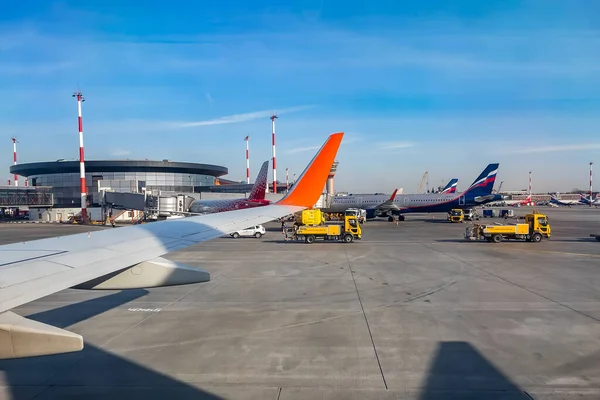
286;210;362;243
463;208;478;221
231;225;266;238
482;209;496;218
448;209;464;223
464;212;551;243
591;234;600;242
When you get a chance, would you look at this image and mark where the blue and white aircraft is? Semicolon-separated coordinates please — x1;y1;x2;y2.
324;164;501;221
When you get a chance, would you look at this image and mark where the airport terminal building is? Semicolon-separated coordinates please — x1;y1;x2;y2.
10;160;229;207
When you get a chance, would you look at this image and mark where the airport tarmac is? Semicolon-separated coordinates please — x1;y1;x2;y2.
0;206;599;399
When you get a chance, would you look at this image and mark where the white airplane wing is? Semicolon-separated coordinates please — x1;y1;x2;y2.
374;189;400;211
0;132;344;359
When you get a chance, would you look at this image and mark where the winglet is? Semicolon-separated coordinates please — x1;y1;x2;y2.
277;132;344;208
389;189;398;201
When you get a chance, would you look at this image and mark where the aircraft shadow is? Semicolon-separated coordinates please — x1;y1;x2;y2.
419;341;530;399
0;290;224;400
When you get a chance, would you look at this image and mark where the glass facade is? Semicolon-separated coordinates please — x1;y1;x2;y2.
30;172;215;207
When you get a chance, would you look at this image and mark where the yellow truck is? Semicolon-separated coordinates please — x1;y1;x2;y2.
465;212;551;243
287;209;362;243
448;209;464;223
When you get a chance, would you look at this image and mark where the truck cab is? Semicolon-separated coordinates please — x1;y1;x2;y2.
448;209;464;223
345;208;366;224
345;216;362;238
525;213;551;238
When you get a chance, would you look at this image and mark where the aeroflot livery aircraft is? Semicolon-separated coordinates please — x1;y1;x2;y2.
0;132;344;359
324;164;500;220
189;160;270;214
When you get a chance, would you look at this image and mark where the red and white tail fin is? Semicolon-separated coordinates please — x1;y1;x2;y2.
248;161;269;201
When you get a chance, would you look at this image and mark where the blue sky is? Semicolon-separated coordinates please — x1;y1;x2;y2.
1;0;600;192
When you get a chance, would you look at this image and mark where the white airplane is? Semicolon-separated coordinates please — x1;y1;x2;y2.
0;132;344;359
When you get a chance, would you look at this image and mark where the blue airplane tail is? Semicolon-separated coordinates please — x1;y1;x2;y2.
464;163;499;196
441;178;458;194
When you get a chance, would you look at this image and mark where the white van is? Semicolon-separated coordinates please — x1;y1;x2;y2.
231;225;266;238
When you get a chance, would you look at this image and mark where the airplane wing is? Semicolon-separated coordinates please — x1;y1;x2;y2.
373;189;400;211
0;132;344;359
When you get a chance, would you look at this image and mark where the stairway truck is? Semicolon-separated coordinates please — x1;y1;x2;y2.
464;211;551;243
288;210;362;243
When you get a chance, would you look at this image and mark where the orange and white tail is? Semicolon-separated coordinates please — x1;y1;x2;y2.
278;133;344;208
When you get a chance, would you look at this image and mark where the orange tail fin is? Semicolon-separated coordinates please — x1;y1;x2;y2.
277;132;344;208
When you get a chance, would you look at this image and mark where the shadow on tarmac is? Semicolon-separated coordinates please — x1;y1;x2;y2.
419;341;531;400
0;290;224;400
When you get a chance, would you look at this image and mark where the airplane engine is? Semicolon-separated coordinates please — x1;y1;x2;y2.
74;257;210;290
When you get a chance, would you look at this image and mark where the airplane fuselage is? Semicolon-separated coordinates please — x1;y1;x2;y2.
324;192;501;217
189;198;270;214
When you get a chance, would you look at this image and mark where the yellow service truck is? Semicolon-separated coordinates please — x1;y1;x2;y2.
287;209;362;243
465;212;551;243
448;209;464;223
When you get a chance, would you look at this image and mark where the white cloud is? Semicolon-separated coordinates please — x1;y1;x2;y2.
174;105;314;128
205;92;214;104
509;144;600;154
379;141;415;149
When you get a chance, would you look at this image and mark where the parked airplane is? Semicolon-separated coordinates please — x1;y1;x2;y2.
189;160;270;214
549;195;581;206
0;132;344;359
325;164;501;220
579;194;600;206
504;194;535;207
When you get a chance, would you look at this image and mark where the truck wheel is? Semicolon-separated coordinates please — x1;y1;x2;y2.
531;233;542;243
232;232;240;238
492;234;502;243
254;232;262;238
306;235;315;244
343;234;353;243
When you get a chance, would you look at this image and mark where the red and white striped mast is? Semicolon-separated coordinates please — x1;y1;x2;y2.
528;171;532;205
270;113;278;193
245;135;250;184
11;137;18;186
73;91;87;220
590;162;594;206
285;167;289;192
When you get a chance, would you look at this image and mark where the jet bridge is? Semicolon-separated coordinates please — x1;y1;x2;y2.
0;186;53;207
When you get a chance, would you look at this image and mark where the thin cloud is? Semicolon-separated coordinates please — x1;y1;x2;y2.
111;149;131;157
380;141;415;149
0;61;74;75
510;144;600;154
175;105;314;128
285;146;320;154
205;92;214;104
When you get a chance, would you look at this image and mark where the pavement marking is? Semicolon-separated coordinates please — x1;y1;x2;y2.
507;248;600;258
